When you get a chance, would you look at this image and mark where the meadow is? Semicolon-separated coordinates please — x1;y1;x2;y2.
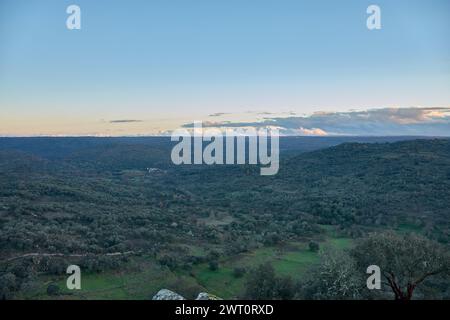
22;226;353;300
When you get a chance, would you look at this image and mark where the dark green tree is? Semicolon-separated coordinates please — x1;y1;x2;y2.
46;283;60;296
233;267;246;278
0;273;17;300
208;260;219;271
308;241;320;252
244;263;295;299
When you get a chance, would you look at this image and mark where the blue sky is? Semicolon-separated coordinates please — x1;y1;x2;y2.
0;0;449;136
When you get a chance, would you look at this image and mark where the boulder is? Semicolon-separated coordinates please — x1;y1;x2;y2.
152;289;185;300
195;292;222;300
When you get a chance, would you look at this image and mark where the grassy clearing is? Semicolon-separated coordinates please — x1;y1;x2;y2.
192;266;245;299
189;244;320;298
190;229;354;298
25;258;186;300
325;237;352;250
26;226;354;300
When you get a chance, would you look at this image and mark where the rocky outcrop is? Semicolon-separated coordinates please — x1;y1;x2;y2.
152;289;185;300
195;292;222;300
152;289;222;300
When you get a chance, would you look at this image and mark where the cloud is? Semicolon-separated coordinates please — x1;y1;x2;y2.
257;111;275;115
296;127;328;136
208;112;230;117
109;119;143;123
268;107;450;136
257;111;297;116
182;107;450;136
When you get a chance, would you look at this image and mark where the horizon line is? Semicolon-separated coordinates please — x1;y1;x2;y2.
1;135;449;139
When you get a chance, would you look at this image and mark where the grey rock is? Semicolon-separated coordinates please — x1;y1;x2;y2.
152;289;185;300
195;292;222;300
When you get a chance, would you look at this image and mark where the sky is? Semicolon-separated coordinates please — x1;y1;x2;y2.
0;0;449;136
